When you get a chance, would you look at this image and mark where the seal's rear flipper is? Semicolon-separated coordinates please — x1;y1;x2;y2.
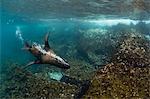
23;60;41;69
22;41;31;50
21;47;30;50
44;33;51;51
25;41;31;48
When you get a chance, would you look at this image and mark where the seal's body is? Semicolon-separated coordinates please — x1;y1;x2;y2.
23;33;70;69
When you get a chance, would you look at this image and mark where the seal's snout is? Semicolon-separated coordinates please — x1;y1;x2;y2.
63;62;70;69
58;61;70;69
54;56;70;69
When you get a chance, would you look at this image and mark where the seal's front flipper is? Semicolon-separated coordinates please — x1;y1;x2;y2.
44;33;51;51
23;60;41;69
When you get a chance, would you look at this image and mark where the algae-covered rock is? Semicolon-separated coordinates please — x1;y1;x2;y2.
65;59;95;81
0;67;77;99
84;34;150;98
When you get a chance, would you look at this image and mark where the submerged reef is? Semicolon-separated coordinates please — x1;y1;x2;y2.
76;28;118;67
1;24;150;98
0;66;78;99
84;34;150;98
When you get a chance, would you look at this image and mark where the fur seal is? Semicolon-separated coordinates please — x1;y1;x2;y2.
23;33;70;69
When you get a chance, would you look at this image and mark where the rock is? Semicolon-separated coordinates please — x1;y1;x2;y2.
84;34;150;98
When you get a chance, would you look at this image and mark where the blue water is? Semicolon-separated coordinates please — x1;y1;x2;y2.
1;12;75;65
1;10;150;67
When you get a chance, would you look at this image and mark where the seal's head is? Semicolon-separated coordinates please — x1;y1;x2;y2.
45;53;70;69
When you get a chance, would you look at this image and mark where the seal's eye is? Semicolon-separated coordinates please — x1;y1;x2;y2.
55;58;61;63
43;53;46;55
